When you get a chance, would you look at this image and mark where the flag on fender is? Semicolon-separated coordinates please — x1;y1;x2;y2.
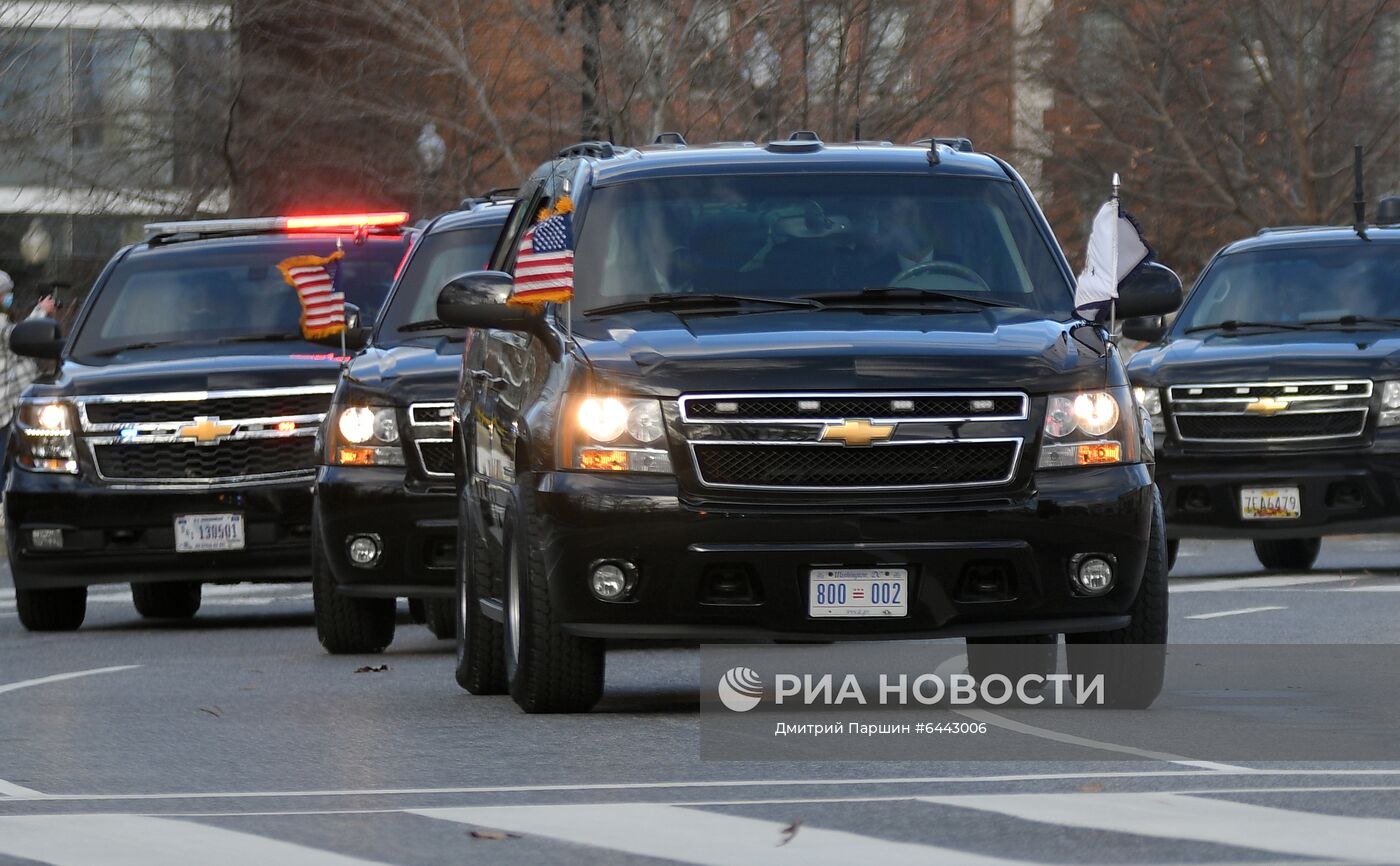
277;250;347;339
1074;199;1152;322
509;196;574;306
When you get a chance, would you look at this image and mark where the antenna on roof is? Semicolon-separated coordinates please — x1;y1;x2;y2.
1353;143;1368;240
854;119;861;140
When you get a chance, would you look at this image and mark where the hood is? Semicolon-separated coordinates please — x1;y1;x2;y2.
343;337;463;404
39;345;348;398
1128;328;1400;386
572;308;1118;394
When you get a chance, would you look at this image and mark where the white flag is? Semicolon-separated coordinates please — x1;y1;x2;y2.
1074;199;1151;321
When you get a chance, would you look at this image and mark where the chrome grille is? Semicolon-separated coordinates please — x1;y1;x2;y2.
409;402;454;477
680;390;1026;491
1168;380;1372;444
76;385;333;485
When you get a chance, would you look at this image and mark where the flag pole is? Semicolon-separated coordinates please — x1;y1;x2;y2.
1109;173;1120;339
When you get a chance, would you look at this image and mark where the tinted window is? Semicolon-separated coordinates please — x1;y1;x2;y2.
70;236;405;357
1177;245;1400;330
376;224;502;343
571;174;1071;315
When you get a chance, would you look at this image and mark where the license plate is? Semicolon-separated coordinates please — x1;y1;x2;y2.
1240;486;1301;520
175;513;245;552
808;568;909;618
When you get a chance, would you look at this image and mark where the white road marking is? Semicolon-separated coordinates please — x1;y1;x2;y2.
17;768;1400;804
412;803;1033;866
920;791;1400;863
1185;605;1287;620
0;814;392;866
1170;575;1357;593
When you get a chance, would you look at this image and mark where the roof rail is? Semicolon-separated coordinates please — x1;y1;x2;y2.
1254;226;1325;235
458;187;518;210
788;130;821;141
911;136;974;153
653;131;686;145
558;140;616;159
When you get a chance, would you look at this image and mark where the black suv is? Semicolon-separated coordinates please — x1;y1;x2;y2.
1127;202;1400;571
5;213;412;630
313;197;511;653
437;136;1183;712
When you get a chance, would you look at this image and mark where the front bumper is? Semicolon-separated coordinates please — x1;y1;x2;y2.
4;468;315;589
525;464;1155;641
315;466;456;599
1156;446;1400;539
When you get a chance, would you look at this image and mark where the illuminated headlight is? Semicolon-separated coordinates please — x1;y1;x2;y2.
332;406;404;466
14;401;77;474
570;395;671;473
1039;389;1132;469
1133;386;1165;433
1381;381;1400;427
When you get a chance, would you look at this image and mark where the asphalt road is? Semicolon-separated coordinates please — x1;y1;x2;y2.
2;536;1400;865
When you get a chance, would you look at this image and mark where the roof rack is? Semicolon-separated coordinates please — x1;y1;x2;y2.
458;187;518;210
1255;226;1325;235
911;136;975;153
652;131;686;146
788;130;821;141
558;140;617;159
144;212;411;244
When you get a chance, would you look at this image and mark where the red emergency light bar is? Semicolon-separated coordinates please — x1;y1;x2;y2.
283;212;410;229
145;212;411;237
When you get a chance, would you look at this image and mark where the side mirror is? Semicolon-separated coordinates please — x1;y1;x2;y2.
436;270;562;360
10;317;63;360
343;302;363;330
1121;316;1167;343
1116;261;1183;319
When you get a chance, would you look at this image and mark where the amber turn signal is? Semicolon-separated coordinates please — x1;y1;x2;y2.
1076;442;1122;465
578;448;629;471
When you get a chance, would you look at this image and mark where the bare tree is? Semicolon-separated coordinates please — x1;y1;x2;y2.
1023;0;1400;272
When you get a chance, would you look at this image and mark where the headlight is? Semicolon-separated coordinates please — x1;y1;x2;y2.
331;405;404;466
1381;381;1400;427
1038;389;1134;469
568;395;671;473
1133;386;1165;433
14;401;78;474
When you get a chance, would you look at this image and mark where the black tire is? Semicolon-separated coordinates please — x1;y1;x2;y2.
424;597;455;639
1065;485;1168;709
1166;539;1179;572
131;582;201;619
16;586;86;631
1252;537;1321;571
503;490;605;713
454;494;506;694
966;634;1058;686
408;598;427;624
311;509;395;654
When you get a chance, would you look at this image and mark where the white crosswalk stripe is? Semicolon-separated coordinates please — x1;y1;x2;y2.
920;791;1400;863
411;803;1036;866
0;814;393;866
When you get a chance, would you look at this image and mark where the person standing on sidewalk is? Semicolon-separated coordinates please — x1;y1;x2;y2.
0;270;57;488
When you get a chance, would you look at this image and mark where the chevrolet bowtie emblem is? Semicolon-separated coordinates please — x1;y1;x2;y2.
819;418;895;447
178;416;236;444
1244;397;1290;416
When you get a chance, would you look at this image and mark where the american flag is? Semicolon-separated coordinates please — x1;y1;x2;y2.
277;250;346;339
510;207;574;305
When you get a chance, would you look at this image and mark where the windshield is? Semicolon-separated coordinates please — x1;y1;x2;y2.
375;224;502;341
1176;244;1400;332
69;237;406;357
571;174;1072;317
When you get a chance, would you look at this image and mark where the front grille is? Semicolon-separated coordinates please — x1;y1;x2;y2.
1168;380;1372;443
682;393;1026;422
85;392;330;426
416;439;454;476
692;441;1018;489
1175;412;1366;441
94;437;316;481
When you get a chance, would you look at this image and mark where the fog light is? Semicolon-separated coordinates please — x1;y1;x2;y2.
589;561;635;601
30;528;64;550
1072;555;1115;596
347;534;382;568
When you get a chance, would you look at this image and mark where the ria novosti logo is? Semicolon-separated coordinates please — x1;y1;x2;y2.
717;666;764;712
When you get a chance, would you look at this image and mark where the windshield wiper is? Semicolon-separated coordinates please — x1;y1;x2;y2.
397;319;460;332
90;340;191;356
215;333;305;343
800;287;1019;308
1183;320;1305;334
582;294;823;317
1299;315;1400;329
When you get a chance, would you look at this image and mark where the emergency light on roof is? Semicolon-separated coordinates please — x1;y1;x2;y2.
144;212;410;236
